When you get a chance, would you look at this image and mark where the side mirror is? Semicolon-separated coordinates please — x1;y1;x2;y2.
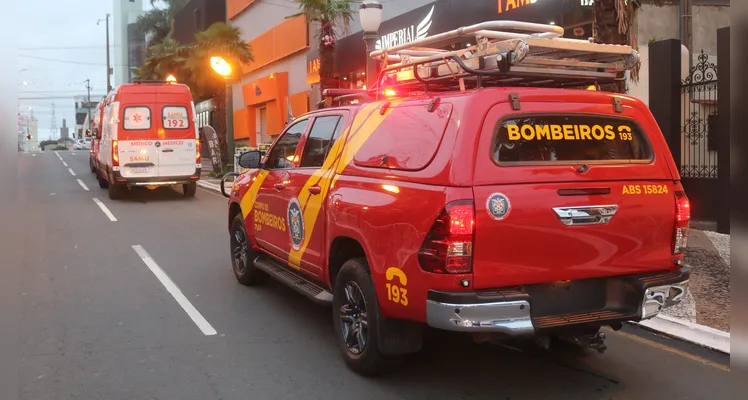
238;150;262;169
220;172;241;198
93;128;100;138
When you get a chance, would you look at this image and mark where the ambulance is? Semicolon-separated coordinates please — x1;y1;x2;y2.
89;100;105;173
94;81;201;199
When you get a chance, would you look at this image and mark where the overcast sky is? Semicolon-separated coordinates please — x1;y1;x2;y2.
17;0;153;140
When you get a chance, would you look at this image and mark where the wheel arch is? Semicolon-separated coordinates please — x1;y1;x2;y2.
328;236;368;291
229;201;242;231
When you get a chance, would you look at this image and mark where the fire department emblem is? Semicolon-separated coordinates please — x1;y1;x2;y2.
486;193;511;220
287;197;304;250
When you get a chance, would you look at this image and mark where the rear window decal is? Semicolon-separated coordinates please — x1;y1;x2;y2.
494;115;652;164
486;193;511;220
163;106;189;130
123;107;151;130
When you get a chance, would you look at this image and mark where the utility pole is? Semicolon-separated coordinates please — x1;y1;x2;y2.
50;103;57;140
85;79;92;137
99;13;112;92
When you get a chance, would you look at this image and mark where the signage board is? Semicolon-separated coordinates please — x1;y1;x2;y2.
200;125;223;174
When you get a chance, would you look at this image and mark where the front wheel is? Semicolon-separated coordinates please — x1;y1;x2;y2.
230;213;267;286
333;258;402;376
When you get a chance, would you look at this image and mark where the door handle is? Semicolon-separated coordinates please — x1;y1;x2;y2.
274;183;285;191
308;185;321;195
162;149;174;153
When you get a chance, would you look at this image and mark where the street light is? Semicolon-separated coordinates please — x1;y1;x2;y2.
210;56;236;169
359;0;383;91
166;75;177;83
97;14;112;92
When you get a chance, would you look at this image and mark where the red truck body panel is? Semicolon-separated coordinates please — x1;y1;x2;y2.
229;87;685;323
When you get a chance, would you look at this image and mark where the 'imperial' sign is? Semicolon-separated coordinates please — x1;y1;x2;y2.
375;6;434;50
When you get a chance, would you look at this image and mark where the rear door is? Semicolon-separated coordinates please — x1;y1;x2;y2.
118;104;160;178
471;101;679;289
158;104;198;177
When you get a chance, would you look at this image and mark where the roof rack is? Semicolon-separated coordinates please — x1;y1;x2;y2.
319;88;374;108
368;21;639;96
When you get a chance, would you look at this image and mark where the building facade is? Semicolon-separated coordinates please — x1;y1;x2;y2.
172;0;227;45
228;0;313;146
113;0;145;87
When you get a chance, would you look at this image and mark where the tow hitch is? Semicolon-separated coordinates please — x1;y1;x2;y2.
557;331;608;354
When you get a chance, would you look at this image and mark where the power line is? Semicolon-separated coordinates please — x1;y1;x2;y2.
19;44;125;50
18;54;129;67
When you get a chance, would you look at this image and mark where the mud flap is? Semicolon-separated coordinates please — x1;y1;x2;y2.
377;316;424;355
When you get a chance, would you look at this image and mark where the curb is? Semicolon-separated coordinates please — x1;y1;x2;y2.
197;180;222;193
196;177;731;354
631;314;730;354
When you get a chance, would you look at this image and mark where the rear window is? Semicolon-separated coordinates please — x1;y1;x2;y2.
493;115;652;164
123;106;151;130
163;106;190;129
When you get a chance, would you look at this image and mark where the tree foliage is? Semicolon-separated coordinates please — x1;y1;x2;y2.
136;0;190;45
289;0;355;93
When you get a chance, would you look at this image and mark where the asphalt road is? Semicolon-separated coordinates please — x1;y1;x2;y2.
5;150;732;400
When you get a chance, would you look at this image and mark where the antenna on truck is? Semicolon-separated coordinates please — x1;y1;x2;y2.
368;20;640;97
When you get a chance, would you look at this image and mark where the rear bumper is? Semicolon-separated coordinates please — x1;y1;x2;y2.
111;168;201;186
426;267;689;335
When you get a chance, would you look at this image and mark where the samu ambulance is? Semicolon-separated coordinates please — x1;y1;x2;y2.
94;80;201;199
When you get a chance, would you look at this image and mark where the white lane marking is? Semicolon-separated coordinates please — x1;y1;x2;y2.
71;153;76;155
92;198;117;221
77;179;89;191
55;152;62;160
131;245;217;336
62;161;68;167
32;154;36;157
68;168;76;176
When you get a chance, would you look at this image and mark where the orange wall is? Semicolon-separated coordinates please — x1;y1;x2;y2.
228;0;256;20
241;16;309;75
233;108;250;140
289;91;310;118
241;72;289;145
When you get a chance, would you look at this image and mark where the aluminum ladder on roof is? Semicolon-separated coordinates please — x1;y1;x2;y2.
368;20;640;89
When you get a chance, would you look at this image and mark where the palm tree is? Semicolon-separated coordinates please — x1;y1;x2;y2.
134;37;188;81
183;22;254;167
136;0;190;45
289;0;355;95
592;0;664;91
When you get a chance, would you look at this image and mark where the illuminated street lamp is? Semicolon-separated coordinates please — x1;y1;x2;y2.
359;1;383;90
210;56;236;168
166;74;177;83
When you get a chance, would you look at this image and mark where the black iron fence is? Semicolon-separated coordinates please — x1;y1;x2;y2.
680;51;719;179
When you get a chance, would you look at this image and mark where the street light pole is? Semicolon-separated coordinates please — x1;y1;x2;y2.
99;14;112;92
226;83;235;169
359;1;383;91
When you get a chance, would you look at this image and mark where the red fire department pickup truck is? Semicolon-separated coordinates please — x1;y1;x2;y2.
221;21;690;375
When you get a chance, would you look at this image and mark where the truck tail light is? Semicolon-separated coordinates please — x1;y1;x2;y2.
673;190;690;254
112;140;119;166
418;200;475;274
196;139;201;163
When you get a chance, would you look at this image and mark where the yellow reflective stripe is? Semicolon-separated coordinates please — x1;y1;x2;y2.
239;170;270;218
288;100;404;268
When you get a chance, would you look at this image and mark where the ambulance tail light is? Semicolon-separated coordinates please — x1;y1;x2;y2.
112;140;119;166
195;139;201;163
418;200;475;274
673;190;690;254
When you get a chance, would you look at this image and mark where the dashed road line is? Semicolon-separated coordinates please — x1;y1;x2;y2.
68;168;76;176
131;245;217;336
92;198;117;221
77;179;89;191
62;161;68;167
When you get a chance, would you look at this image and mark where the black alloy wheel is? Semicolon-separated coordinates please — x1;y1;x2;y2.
339;281;368;355
230;213;266;286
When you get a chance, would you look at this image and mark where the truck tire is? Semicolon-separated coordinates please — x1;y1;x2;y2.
108;181;126;200
230;213;267;286
90;158;96;173
183;182;197;198
333;258;403;376
97;169;108;189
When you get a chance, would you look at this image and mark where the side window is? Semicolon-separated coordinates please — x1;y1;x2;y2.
265;119;308;169
300;116;343;168
123;106;151;130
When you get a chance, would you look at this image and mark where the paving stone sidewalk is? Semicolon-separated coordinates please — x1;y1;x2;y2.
662;229;730;332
